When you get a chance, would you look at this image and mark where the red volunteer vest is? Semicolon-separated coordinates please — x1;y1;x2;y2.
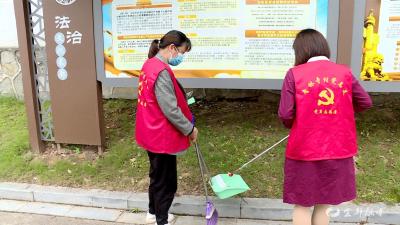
286;60;358;161
135;57;193;154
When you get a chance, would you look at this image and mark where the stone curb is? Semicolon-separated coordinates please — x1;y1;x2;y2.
0;182;398;224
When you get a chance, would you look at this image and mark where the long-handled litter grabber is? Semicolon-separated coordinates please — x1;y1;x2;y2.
195;142;218;225
210;135;289;199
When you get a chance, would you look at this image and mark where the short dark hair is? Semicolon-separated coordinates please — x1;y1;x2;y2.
293;29;330;66
148;30;192;58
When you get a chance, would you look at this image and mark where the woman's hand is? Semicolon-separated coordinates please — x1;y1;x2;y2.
190;127;198;143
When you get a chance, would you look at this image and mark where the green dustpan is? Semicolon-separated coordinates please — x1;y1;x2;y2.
210;174;250;199
195;142;251;199
209;135;289;199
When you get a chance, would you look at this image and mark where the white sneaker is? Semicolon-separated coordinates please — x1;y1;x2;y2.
145;212;175;224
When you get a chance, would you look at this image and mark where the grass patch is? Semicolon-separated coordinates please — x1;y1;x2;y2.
0;94;399;203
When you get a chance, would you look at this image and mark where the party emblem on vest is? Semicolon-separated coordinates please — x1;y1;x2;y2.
137;71;148;107
318;88;335;106
302;76;349;116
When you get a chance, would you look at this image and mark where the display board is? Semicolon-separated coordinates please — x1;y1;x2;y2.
95;0;339;89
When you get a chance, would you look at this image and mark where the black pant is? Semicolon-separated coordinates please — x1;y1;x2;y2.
147;151;177;225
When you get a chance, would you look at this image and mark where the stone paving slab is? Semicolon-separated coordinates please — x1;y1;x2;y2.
0;199;27;212
116;212;148;224
0;211;127;225
65;205;123;222
17;201;73;217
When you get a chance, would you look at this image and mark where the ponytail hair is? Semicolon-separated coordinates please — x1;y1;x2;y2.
147;30;192;59
148;39;160;58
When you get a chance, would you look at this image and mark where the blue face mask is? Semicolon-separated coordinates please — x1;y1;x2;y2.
168;53;184;66
168;46;184;66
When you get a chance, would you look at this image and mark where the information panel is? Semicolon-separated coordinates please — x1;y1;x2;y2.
101;0;329;82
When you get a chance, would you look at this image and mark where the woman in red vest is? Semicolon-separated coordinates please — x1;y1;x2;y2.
279;29;372;225
135;30;198;225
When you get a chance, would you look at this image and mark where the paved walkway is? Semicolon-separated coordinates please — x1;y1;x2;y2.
1;182;398;224
0;182;398;224
0;211;368;225
0;199;294;225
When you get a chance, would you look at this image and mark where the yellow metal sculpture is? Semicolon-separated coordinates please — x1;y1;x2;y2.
361;10;392;81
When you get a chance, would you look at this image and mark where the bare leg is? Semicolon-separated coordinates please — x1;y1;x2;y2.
293;205;312;225
312;204;330;225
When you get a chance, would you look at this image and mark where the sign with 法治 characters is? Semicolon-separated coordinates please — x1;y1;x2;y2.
43;0;104;146
53;15;83;81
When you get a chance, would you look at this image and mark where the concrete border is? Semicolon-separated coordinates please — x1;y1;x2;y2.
0;182;398;224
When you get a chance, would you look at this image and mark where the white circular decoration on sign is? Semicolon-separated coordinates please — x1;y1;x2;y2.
54;32;65;45
55;44;66;57
57;69;68;80
55;0;77;6
56;57;67;69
